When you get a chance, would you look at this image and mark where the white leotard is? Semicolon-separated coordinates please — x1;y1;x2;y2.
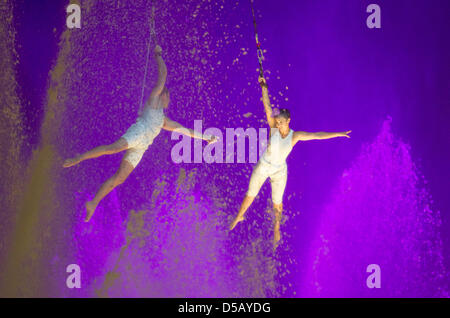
246;129;293;204
121;105;165;168
139;106;164;133
261;128;294;168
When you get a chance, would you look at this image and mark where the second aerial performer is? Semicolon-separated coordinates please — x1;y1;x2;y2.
63;45;217;222
230;76;352;247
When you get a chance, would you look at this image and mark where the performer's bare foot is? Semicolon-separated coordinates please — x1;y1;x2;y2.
229;215;245;231
84;200;97;222
63;154;81;168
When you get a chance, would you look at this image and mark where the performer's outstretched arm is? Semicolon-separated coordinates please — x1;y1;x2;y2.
138;45;168;115
293;130;352;145
162;117;218;144
149;45;167;98
258;76;276;129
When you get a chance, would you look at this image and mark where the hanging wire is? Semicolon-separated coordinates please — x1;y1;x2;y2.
150;5;158;44
138;3;157;115
250;0;264;77
250;0;280;115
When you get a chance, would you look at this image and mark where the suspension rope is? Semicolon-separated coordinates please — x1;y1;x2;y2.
138;4;157;116
250;0;264;77
250;0;280;115
150;5;157;44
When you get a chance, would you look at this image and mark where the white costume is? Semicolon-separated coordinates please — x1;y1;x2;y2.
246;128;294;204
121;106;165;168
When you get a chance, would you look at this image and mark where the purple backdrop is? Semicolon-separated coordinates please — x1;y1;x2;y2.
0;0;449;297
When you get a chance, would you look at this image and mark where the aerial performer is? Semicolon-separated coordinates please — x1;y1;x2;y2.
229;75;352;245
63;45;217;222
229;1;351;247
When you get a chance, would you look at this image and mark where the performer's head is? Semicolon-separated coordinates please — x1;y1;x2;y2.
273;108;290;129
160;86;170;108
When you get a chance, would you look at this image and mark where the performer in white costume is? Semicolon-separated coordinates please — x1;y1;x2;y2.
63;45;217;222
229;76;351;246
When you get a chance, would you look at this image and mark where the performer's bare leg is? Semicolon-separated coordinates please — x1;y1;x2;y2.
229;195;256;230
273;202;283;246
84;156;134;222
63;138;129;168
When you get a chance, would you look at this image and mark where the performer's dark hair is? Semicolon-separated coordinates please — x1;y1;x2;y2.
277;108;290;119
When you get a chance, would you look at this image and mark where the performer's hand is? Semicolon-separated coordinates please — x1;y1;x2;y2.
207;135;219;144
154;45;162;55
258;76;267;87
340;130;352;138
